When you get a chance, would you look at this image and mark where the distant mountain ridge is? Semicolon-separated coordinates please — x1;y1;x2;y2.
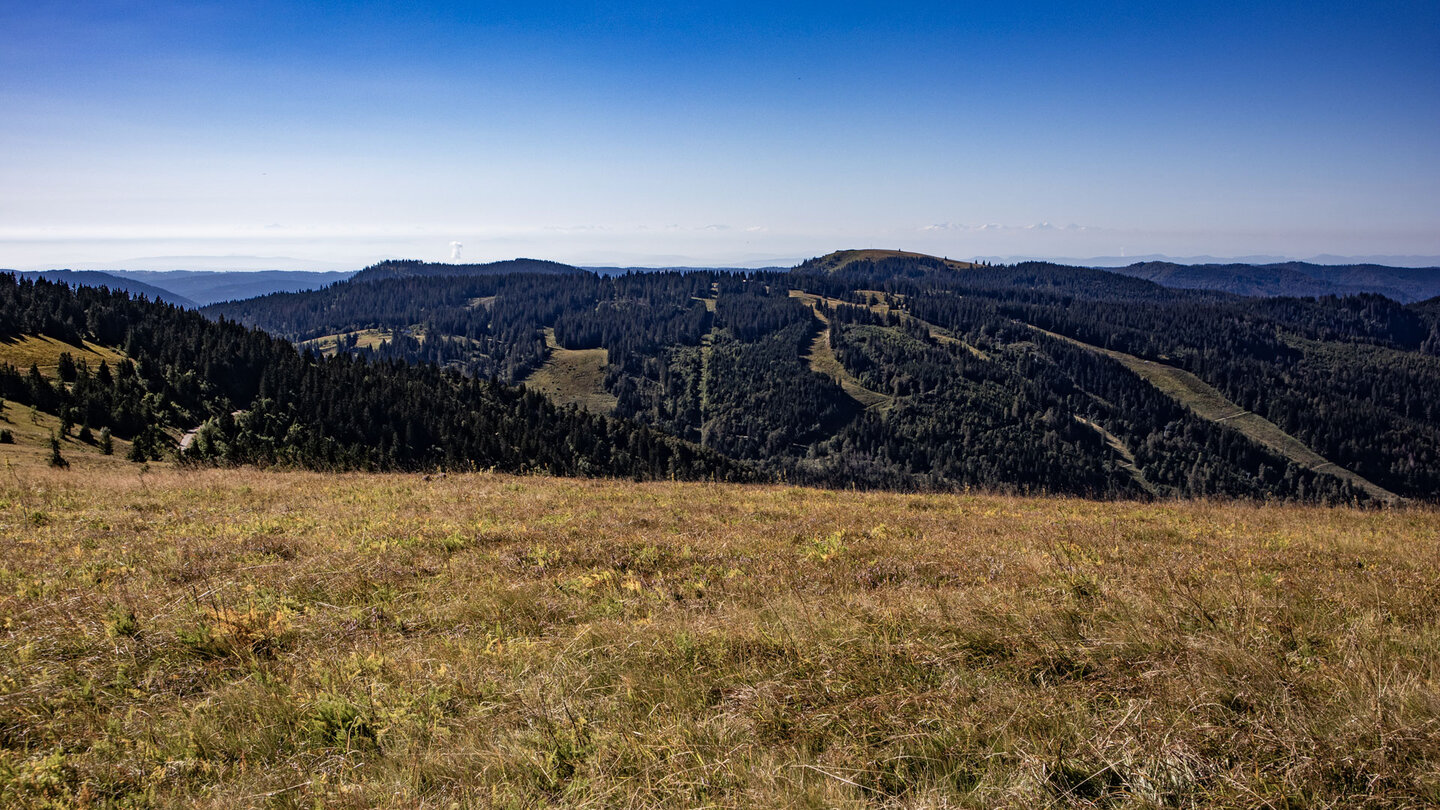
17;270;198;308
17;254;1440;316
350;258;584;283
200;248;1440;503
106;270;355;306
976;253;1440;268
0;273;748;480
1109;261;1440;303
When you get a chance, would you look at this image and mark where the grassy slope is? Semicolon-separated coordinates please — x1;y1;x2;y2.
788;292;893;411
0;405;134;470
297;328;403;356
517;328;618;415
2;454;1436;808
1022;325;1401;504
0;334;123;377
0;337;136;467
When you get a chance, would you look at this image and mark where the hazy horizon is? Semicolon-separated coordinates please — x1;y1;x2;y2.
11;249;1440;275
4;2;1437;268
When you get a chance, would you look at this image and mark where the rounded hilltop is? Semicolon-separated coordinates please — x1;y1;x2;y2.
795;249;979;274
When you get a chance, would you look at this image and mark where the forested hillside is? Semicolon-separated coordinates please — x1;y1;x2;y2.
0;274;747;481
108;269;356;305
19;270;199;308
204;252;1440;503
349;258;583;283
1110;260;1440;302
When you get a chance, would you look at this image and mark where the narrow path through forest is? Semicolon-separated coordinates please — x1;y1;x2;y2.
1073;414;1160;496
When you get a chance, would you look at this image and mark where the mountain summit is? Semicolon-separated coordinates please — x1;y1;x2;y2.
794;250;979;275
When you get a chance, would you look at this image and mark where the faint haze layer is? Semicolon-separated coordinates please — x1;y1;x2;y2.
2;1;1437;268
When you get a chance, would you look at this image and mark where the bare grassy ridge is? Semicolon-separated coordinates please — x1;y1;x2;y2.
803;250;978;275
1;465;1437;808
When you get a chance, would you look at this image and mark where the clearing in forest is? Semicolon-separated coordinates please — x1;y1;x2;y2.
1074;414;1159;495
0;334;124;376
787;292;892;410
298;328;406;356
790;289;989;360
519;327;618;414
1028;324;1400;503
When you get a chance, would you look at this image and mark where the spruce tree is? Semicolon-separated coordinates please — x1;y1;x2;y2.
49;432;68;469
127;430;147;462
57;352;77;382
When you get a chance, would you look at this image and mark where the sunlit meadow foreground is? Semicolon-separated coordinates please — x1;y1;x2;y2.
1;465;1437;808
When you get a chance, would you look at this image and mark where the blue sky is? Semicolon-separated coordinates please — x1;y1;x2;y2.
2;1;1437;268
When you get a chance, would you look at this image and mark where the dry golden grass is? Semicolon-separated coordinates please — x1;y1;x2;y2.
0;335;123;377
518;329;618;415
297;329;402;357
1;459;1437;808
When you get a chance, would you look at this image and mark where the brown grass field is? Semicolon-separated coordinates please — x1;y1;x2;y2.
517;329;618;415
0;335;124;378
297;329;405;357
1;448;1437;807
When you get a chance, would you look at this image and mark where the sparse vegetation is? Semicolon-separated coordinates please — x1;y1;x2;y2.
1;460;1435;807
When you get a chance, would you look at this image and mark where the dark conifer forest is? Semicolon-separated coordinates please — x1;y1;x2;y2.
0;274;746;481
6;249;1438;503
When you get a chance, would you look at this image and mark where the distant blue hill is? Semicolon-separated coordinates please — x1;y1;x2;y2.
103;270;356;306
16;270;199;308
1106;261;1440;303
349;258;584;283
